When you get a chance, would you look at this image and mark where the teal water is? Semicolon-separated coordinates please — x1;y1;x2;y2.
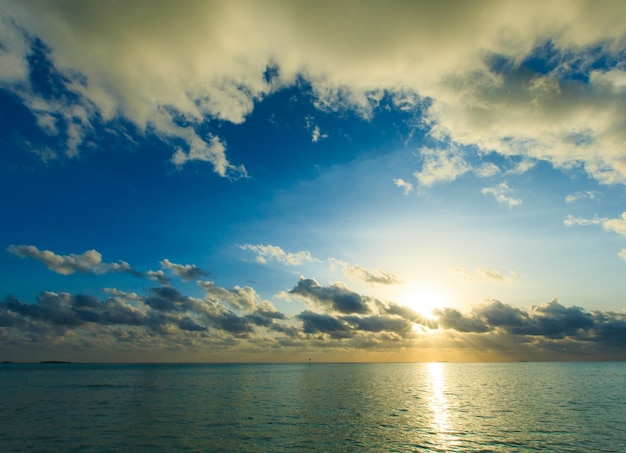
1;362;624;452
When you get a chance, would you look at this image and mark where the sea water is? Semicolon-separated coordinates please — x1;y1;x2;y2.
1;362;625;452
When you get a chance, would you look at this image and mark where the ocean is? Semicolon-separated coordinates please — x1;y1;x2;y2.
1;362;624;452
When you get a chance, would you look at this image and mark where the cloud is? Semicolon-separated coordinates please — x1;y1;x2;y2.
2;275;626;359
239;244;317;266
329;259;403;286
506;159;536;175
565;190;601;203
297;311;351;338
0;280;291;344
393;178;414;195
289;277;371;314
160;258;209;281
481;183;522;207
436;298;601;340
414;147;471;187
564;211;626;234
3;1;626;185
450;265;522;283
197;280;284;322
170;135;247;179
474;162;500;178
6;245;135;276
564;212;626;259
603;212;626;237
311;125;328;143
2;291;146;328
563;214;606;226
296;310;414;340
146;270;169;286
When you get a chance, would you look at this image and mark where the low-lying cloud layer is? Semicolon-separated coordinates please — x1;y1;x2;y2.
2;247;625;361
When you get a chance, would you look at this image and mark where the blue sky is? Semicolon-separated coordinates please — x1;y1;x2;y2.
1;0;626;362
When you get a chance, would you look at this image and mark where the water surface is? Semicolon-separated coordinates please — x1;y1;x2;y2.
1;362;624;452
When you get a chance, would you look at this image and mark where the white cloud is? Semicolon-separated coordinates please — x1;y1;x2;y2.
506;159;536;175
603;212;626;236
146;270;169;285
481;183;522;207
563;214;606;226
564;212;626;259
565;191;601;203
311;125;328;143
393;178;414;195
414;147;471;187
6;244;132;275
474;162;500;178
3;1;626;184
160;259;208;281
329;258;403;286
239;244;317;266
171;134;247;178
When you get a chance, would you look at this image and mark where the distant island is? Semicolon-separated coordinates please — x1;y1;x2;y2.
39;360;71;364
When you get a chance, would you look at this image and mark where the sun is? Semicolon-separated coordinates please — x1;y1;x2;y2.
402;285;450;321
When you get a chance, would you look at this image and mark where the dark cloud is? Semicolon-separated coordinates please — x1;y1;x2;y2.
212;311;255;336
296;311;351;338
436;299;618;346
289;278;370;314
144;286;190;312
342;314;413;334
2;281;626;360
589;311;626;346
435;307;491;333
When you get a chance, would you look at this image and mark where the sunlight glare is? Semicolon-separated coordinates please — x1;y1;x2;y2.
403;285;449;321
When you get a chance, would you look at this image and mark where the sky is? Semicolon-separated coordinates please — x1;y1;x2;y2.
1;0;626;362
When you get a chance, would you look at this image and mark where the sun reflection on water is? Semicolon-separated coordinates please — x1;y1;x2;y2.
426;362;459;449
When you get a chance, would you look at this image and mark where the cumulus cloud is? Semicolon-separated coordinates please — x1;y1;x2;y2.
2;274;626;359
289;277;371;314
160;258;209;281
197;280;284;323
239;243;317;266
146;270;169;286
414;147;471;187
1;1;625;186
0;278;291;348
329;258;403;286
481;183;522;207
435;298;606;340
603;212;626;236
6;245;135;276
393;178;414;195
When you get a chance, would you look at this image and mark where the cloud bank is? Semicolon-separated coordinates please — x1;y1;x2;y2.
3;246;624;361
2;1;626;185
